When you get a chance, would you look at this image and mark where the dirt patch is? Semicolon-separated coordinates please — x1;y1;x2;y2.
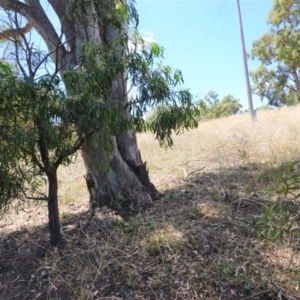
1;167;300;299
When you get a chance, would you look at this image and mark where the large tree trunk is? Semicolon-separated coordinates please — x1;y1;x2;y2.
82;136;157;214
116;130;159;199
1;0;159;213
77;2;159;212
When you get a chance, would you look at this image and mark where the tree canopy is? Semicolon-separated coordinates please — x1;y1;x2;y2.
250;0;300;107
197;90;242;120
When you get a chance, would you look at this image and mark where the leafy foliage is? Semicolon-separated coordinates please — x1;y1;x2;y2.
197;90;242;120
250;0;300;106
255;160;300;244
0;62;43;210
0;149;25;212
0;54;132;245
0;0;198;245
145;90;242;138
0;62;95;199
126;34;198;146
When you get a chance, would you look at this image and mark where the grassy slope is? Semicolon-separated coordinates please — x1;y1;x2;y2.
1;106;300;299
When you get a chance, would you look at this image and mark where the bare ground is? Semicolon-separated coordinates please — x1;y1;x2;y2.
1;109;300;299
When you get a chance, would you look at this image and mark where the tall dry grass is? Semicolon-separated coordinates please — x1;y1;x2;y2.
2;105;300;299
2;105;300;231
138;105;300;188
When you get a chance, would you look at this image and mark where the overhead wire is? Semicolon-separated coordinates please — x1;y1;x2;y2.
186;0;228;72
189;3;235;79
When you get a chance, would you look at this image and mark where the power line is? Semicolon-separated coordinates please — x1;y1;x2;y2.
190;5;235;78
187;0;228;71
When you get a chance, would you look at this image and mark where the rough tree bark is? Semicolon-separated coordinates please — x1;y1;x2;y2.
0;0;159;214
47;172;60;246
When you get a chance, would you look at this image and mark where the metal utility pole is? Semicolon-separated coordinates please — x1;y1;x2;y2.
236;0;256;121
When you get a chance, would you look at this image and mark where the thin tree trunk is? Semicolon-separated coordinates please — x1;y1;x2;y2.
47;172;60;247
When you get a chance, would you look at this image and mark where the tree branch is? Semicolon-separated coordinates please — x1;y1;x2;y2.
22;189;48;201
0;0;68;71
0;0;29;13
19;146;46;173
48;0;76;52
54;130;96;168
0;22;33;40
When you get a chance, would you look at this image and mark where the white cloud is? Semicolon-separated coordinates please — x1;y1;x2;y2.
140;30;156;44
128;30;156;52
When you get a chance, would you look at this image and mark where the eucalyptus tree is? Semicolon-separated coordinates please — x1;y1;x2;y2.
0;59;132;246
197;91;242;120
0;1;198;246
251;0;300;106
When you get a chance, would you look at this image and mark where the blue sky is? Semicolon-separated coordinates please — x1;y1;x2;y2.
136;0;273;109
1;0;273;110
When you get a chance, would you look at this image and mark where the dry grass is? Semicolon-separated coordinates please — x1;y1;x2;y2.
1;106;300;299
139;106;300;187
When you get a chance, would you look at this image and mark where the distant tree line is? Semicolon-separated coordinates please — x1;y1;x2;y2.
197;90;243;120
146;90;243;124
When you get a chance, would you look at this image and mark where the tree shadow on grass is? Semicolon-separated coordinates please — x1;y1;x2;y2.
0;162;300;300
